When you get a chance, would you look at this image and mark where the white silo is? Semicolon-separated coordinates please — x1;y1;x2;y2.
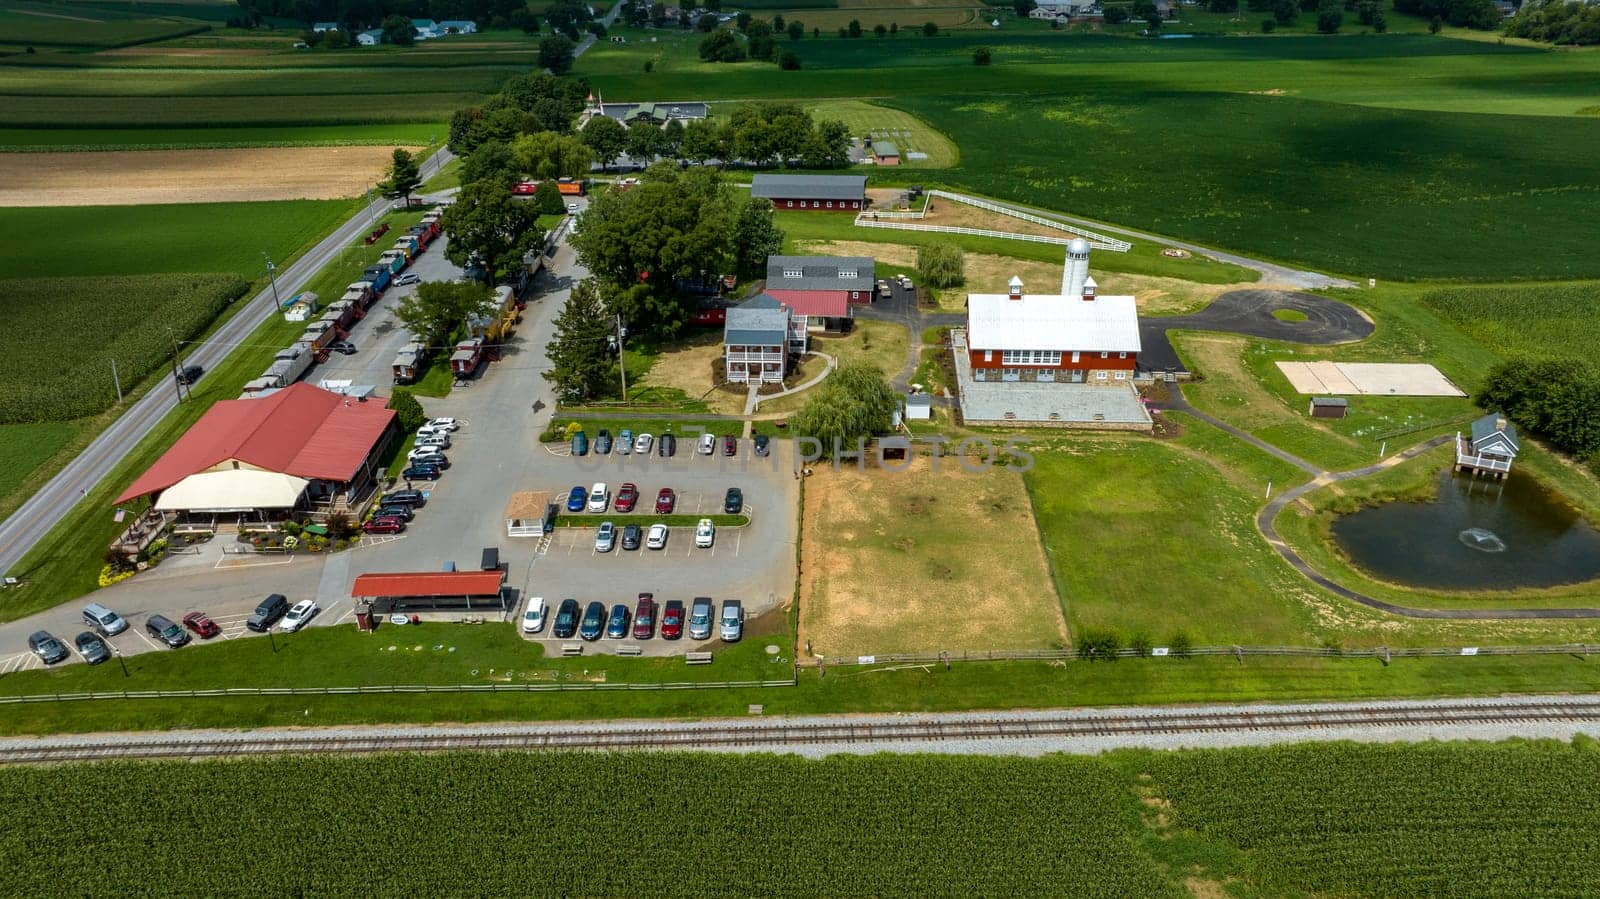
1062;238;1091;299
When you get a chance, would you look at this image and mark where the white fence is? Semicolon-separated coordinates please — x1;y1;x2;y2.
855;189;1133;253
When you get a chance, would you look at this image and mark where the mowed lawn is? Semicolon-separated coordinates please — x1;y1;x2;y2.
0;199;356;278
0;421;82;519
803;99;958;167
798;456;1069;657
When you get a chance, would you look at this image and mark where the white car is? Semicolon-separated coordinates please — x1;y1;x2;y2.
698;433;716;455
646;523;669;550
407;446;448;461
416;434;451;450
634;433;653;454
587;482;609;513
280;600;318;633
695;518;715;548
719;600;743;643
521;597;547;634
595;521;616;553
566;202;580;213
395;273;422;287
427;418;459;432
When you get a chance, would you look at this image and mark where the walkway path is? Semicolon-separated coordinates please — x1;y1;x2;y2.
749;350;837;414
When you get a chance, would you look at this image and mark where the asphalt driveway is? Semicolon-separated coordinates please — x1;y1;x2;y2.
1138;289;1375;374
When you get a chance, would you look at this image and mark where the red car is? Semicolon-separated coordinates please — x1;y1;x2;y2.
660;599;685;640
722;435;737;456
182;611;220;639
654;488;676;514
633;593;656;640
363;516;406;534
615;483;639;513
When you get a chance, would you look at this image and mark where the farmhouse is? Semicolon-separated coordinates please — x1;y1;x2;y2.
313;21;339;31
751;174;868;211
725;294;803;384
584;94;708;127
871;141;901;166
1456;411;1519;479
438;19;478;34
115;383;398;526
410;18;440;38
764;254;875;334
953;239;1150;430
357;29;381;45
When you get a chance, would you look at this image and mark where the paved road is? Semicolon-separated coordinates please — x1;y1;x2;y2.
0;149;454;578
1138;288;1375;374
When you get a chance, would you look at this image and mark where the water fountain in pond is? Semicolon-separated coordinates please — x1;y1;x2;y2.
1458;527;1507;553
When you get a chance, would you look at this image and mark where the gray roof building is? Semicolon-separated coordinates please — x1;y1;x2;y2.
766;255;876;292
1470;411;1520;456
751;174;868;202
724;294;790;346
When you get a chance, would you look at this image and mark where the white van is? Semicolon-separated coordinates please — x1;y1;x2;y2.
587;482;609;513
698;433;716;455
522;597;547;634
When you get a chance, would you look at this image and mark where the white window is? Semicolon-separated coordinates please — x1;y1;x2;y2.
850;291;859;300
1114;371;1127;380
1118;351;1128;359
1100;351;1108;359
783;268;803;279
984;350;994;362
1001;350;1062;366
839;270;857;279
786;200;794;208
1071;351;1080;364
1096;371;1108;380
826;201;834;208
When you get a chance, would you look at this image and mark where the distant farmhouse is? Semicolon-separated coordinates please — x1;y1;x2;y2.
764;255;876;331
725;294;806;384
870;141;900;166
583;93;708;128
750;174;868;211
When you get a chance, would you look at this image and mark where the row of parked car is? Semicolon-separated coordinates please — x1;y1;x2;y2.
367;418;461;534
567;483;744;516
521;595;743;643
23;595;318;666
571;428;770;459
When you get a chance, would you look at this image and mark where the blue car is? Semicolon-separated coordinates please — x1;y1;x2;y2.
606;603;630;639
566;486;587;512
579;601;606;641
571;431;588;456
401;463;441;481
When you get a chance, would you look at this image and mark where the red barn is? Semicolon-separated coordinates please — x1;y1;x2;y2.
751;174;867;212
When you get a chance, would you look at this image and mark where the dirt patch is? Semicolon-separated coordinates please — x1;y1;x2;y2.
920;195;1070;240
1096;273;1256;316
797;455;1068;658
639;331;745;415
0;146;420;207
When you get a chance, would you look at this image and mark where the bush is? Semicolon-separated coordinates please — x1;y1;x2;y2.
1103;5;1131;23
387;388;425;434
1129;631;1153;657
1261;17;1277;29
922;21;939;35
699;30;747;61
1075;629;1122;661
917;242;965;288
1317;4;1344;31
778;50;801;69
1167;631;1192;657
972;46;993;65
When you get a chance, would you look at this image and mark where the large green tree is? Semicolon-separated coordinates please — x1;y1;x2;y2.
679;118;725;165
378;147;422;205
580;115;628;170
543;278;616;400
395;280;495;350
538;34;576;73
458;139;521;189
626;120;664;163
440;179;543;283
732;197;784;279
917;242;965;288
534;180;566;215
386;387;426;434
790;362;900;458
381;14;414;45
1476;356;1600;457
511;131;593;180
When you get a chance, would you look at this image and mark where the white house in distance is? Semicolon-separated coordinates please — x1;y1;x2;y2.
438;19;479;34
724;294;804;384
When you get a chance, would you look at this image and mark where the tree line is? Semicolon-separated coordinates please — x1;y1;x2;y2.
1504;0;1600;44
1477;357;1600;468
578;103;851;171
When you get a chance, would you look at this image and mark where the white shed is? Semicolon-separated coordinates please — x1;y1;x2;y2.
505;491;555;537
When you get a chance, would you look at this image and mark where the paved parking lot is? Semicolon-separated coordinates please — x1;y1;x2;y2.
312;236;465;389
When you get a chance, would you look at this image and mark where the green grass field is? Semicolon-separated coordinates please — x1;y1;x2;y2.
2;740;1597;895
804;98;958;167
0;421;81;509
0;200;356;278
0;1;207;48
1423;282;1600;364
0;122;443;150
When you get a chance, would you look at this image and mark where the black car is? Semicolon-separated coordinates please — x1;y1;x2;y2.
329;340;357;355
177;364;204;385
381;489;426;507
658;434;676;458
409;452;449;469
723;487;744;514
145;614;190;648
579;601;606;641
553;598;580;639
401;463;442;481
75;632;111;665
246;594;290;632
754;434;770;456
27;630;68;665
595;429;612;455
620;523;643;551
377;504;415;521
605;603;630;639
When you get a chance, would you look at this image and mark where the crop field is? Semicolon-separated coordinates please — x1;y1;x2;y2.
0;90;478;129
0;274;246;424
0;1;206;48
1423;282;1600;364
798;456;1068;657
3;741;1597;895
0;199;355;278
0;421;81;510
0;122;441;151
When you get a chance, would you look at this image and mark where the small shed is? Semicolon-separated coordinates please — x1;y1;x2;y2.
871;140;901;166
1457;411;1519;479
505;491;555;537
905;394;933;420
1309;397;1348;419
282;291;319;322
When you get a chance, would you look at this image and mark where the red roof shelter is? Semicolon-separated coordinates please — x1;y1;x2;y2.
117;383;396;505
351;570;508;614
765;289;849;318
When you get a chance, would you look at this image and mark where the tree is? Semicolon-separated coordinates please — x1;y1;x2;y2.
534;180;566;215
779;49;801;69
802;118;849;167
696;12;718;31
538;34;575;73
1104;4;1131;22
1146;11;1163;28
378;148;422;206
544;278;617;400
923;20;938;35
847;18;862;36
626;120;663;163
747;19;775;59
586;21;607;37
1273;0;1300;24
790;362;900;459
773;13;785;30
381;14;415;45
439;179;543;284
874;23;887;36
386;388;425;434
395;280;495;350
510;7;540;32
731;197;784;279
322;28;350;48
1476;357;1600;457
736;11;752;31
459;139;520;188
1317;3;1343;30
661;119;685;157
891;21;899;34
917;243;965;288
581;114;628;170
1428;13;1442;31
1260;16;1276;29
511;131;593;180
679;118;725;164
1014;0;1038;13
545;0;592;33
1371;9;1386;30
698;29;746;60
972;45;992;65
788;19;804;39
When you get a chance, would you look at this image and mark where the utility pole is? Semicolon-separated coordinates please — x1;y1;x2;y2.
111;358;122;403
615;314;629;403
263;251;283;310
168;328;187;403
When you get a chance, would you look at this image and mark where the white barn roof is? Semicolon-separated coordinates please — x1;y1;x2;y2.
967;293;1141;353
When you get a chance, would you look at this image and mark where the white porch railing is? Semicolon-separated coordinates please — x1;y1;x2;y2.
1457;433;1512;471
855;189;1133;252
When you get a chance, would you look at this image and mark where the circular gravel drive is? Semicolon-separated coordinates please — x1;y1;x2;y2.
1139;289;1374;374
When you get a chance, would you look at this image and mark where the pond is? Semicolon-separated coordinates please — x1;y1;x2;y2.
1330;470;1600;591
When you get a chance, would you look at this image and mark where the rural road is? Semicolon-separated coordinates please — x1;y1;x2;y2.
3;695;1599;761
0;146;455;578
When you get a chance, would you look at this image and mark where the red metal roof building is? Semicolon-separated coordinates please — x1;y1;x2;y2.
351;570;508;614
117;382;398;518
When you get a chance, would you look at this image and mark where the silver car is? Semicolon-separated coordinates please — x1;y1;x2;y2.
595;521;616;553
688;598;713;641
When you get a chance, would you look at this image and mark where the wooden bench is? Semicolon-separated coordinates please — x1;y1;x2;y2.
685;651;713;666
617;645;642;657
560;643;583;657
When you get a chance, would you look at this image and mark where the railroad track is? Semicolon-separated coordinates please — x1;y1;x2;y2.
4;697;1600;764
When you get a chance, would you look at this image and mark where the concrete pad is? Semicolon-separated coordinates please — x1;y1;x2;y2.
1275;361;1463;397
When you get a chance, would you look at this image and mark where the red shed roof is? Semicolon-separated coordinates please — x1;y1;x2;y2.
117;383;395;504
765;288;848;318
351;571;504;598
